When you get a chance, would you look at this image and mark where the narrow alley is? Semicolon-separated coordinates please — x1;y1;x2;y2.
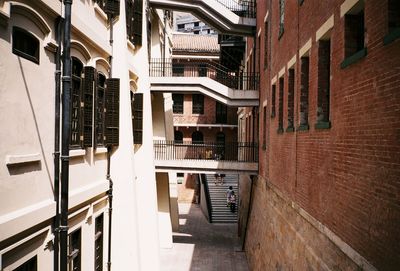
160;203;249;271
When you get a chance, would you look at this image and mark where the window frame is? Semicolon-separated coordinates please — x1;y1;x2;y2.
172;94;184;114
95;72;107;147
192;94;204;115
12;26;40;64
70;57;84;149
68;228;82;271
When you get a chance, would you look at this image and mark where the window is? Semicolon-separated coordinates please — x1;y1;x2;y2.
264;22;269;69
94;214;104;271
126;0;142;45
299;56;309;130
271;84;276;118
12;27;39;64
262;106;267;149
70;58;84;149
194;22;199;27
316;39;331;129
174;130;183;143
192;131;203;144
69;229;81;271
172;63;184;76
132;93;143;144
13;256;37;271
385;0;400;44
279;0;285;38
95;73;106;147
278;77;284;133
194;31;199;35
172;94;184;114
287;69;295;132
192;94;204;114
216;132;225;158
216;102;227;124
82;67;96;147
341;1;366;68
177;24;185;30
198;64;207;77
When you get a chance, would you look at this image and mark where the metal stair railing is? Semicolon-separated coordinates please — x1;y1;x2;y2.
215;0;256;18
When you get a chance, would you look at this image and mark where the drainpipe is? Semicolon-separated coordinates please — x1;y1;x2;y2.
106;147;113;271
106;12;115;271
60;1;73;271
53;15;63;271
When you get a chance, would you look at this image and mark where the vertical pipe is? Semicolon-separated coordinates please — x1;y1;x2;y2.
60;1;73;271
107;13;114;271
53;15;63;271
107;147;113;271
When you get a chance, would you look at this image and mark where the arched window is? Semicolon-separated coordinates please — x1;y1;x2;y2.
191;131;203;144
174;131;183;143
70;57;84;148
12;26;40;64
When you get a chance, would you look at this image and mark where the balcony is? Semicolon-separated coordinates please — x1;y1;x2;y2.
149;0;256;36
149;59;259;106
153;140;258;174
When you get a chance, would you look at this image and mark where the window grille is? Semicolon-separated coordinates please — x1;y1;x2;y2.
105;78;120;146
133;93;143;144
83;66;95;147
70;58;84;149
192;94;204;114
172;94;184;114
95;73;106;147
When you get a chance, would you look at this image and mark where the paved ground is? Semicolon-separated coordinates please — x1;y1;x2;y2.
160;203;249;271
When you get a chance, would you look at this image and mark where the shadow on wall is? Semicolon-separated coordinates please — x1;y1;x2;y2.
177;174;200;203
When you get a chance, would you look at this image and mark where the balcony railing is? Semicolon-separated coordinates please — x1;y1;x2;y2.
154;140;258;162
150;59;259;91
215;0;256;18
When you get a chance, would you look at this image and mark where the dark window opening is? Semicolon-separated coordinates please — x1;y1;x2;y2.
104;78;120;146
95;0;106;12
177;24;185;29
194;31;199;35
279;0;285;38
172;94;184;114
262;106;267;149
388;0;400;32
174;130;183;143
70;58;84;149
192;131;203;144
299;56;309;129
344;3;365;58
192;94;204;114
194;22;199;27
12;27;39;64
95;214;104;271
198;64;207;77
216;102;227;124
133;93;143;144
271;84;276;118
264;22;269;69
216;132;225;158
69;229;81;271
95;73;106;147
278;77;284;133
172;63;184;76
287;68;295;131
316;39;331;128
13;256;37;271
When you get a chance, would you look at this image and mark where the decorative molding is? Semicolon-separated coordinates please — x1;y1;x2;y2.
264;11;269;23
287;54;297;69
340;0;359;17
278;67;285;78
5;153;41;165
271;75;277;85
299;38;312;57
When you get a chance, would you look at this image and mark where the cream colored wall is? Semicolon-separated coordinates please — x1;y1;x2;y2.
156;172;173;248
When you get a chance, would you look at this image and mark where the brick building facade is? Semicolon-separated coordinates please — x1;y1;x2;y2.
241;0;400;269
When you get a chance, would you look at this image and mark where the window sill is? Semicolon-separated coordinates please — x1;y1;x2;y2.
286;126;294;133
296;124;309;131
314;121;331;130
5;153;41;165
127;40;136;51
383;28;400;45
277;127;284;134
69;149;86;157
95;147;108;155
94;3;108;23
340;47;367;69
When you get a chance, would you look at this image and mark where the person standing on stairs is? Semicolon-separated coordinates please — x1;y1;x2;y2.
229;191;236;213
226;186;234;207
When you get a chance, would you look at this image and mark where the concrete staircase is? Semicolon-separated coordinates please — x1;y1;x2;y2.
206;174;238;223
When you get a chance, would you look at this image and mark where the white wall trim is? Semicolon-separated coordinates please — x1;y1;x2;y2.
316;15;334;41
299;38;312;57
287;54;297;69
5;153;41;165
340;0;360;17
278;67;285;78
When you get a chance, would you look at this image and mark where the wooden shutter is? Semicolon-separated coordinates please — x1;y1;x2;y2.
105;78;120;146
133;93;143;144
82;66;95;147
132;0;143;46
105;0;120;16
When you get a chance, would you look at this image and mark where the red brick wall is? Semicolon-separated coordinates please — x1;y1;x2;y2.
246;0;400;269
